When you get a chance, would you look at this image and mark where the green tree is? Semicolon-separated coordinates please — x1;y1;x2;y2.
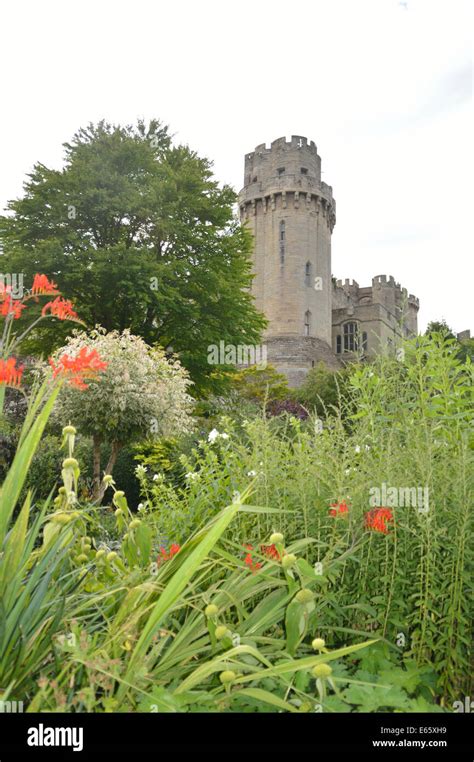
0;120;266;394
424;320;456;340
51;328;193;500
295;361;353;416
231;364;289;405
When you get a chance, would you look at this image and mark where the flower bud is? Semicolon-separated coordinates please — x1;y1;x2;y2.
114;491;125;499
219;670;236;685
62;457;79;469
215;625;230;640
58;486;67;495
106;551;118;563
76;553;88;563
62;425;77;436
312;663;332;679
205;604;219;618
114;508;123;517
295;588;315;604
95;549;106;559
282;554;297;569
129;519;141;530
103;474;114;485
270;532;284;544
312;638;326;651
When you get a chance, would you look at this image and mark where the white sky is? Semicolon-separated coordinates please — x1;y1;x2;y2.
1;0;472;332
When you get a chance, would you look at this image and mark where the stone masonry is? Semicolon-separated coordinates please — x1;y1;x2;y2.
239;136;419;386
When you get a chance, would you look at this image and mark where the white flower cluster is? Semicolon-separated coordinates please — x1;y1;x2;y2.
207;428;229;443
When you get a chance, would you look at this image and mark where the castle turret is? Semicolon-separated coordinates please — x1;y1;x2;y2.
239;136;337;384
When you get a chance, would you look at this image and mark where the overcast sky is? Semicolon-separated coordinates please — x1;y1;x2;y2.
1;0;472;332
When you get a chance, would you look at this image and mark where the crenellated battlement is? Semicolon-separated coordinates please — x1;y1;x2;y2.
242;135;324;192
372;274;404;291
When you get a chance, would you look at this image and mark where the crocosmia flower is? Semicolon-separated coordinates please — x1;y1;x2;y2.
329;500;349;517
364;507;394;534
49;347;107;389
0;357;24;387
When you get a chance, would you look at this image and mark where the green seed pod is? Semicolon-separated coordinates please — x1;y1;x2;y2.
76;553;88;563
114;508;123;517
270;532;284;544
58;486;67;495
95;549;106;560
62;457;79;469
129;519;141;530
219;670;236;685
205;604;219;618
215;625;229;640
295;588;315;604
282;554;297;569
114;491;125;499
52;512;73;524
62;425;77;436
82;543;91;552
312;638;326;651
312;663;332;679
106;551;118;563
103;474;114;485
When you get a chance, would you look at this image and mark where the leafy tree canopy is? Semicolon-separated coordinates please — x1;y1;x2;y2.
0;120;266;394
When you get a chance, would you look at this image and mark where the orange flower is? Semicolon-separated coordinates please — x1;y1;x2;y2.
42;297;80;322
31;274;59;295
0;357;24;387
243;544;262;572
260;543;281;561
157;544;181;564
364;507;394;534
0;295;26;320
49;347;107;389
329;500;349;517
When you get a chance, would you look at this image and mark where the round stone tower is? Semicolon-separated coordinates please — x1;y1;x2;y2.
238;135;338;385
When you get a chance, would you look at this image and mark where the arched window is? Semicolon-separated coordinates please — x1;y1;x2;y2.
279;220;285;263
343;321;358;352
305;261;312;286
304;310;311;336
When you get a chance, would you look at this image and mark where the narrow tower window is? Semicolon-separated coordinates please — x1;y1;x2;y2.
304;310;311;336
336;335;342;354
301;167;308;175
277;167;285;176
305;261;312;286
362;332;368;352
279;220;285;263
343;322;358;352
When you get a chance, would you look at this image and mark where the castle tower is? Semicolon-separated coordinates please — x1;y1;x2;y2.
239;136;338;384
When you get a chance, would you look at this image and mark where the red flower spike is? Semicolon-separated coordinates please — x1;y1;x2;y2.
260;543;281;561
243;543;263;573
49;347;107;389
364;507;394;534
157;544;181;565
329;500;349;517
0;358;24;387
0;295;26;320
31;274;59;296
42;297;80;322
